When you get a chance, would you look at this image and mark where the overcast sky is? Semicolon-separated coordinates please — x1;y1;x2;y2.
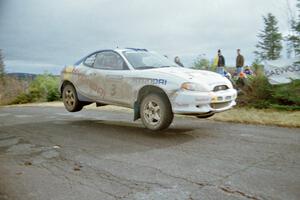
0;0;298;74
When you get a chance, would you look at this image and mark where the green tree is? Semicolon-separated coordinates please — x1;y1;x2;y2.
0;49;5;81
12;73;60;104
254;13;282;60
287;0;300;56
193;56;210;70
29;73;60;101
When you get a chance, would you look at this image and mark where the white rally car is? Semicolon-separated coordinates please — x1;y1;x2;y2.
60;48;237;130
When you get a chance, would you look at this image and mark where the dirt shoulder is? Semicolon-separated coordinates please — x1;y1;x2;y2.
2;101;300;128
210;107;300;128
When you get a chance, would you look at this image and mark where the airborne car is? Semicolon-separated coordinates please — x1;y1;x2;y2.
60;48;237;130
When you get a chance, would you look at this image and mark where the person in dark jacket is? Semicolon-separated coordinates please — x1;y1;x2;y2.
174;56;184;67
236;49;244;75
216;49;225;75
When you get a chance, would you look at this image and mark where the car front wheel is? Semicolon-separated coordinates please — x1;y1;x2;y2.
62;84;83;112
140;93;173;130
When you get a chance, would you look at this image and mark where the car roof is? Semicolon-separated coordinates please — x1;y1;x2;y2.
74;48;148;65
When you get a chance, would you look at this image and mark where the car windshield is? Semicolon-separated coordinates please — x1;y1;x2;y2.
122;50;179;69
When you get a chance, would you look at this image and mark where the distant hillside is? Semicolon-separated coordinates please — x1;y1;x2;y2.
7;73;38;80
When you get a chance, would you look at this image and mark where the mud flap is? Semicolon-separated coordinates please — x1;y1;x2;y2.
133;101;140;121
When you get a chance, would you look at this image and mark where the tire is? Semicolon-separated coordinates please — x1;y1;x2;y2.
196;113;215;118
62;84;83;112
140;93;174;130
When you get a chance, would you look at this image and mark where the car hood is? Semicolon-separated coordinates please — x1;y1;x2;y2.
151;67;231;89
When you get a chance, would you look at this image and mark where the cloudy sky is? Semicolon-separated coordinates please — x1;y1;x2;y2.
0;0;298;74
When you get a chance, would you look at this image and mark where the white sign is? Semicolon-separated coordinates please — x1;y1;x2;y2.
264;57;300;85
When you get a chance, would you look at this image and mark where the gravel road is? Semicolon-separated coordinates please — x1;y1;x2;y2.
0;105;299;200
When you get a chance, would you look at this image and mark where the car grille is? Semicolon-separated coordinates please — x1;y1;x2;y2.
213;85;228;92
210;101;231;109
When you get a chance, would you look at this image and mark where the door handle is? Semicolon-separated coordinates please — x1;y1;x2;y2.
106;75;123;80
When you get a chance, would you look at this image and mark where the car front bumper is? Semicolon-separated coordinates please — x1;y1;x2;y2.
170;88;237;115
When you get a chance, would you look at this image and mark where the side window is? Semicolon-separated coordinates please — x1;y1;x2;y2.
83;54;96;67
94;52;128;70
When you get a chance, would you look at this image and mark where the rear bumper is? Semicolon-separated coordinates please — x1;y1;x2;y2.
170;89;237;115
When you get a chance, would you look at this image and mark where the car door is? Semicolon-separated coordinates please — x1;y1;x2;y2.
90;51;132;106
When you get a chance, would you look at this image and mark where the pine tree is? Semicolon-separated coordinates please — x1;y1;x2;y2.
254;13;282;60
287;0;300;56
0;49;5;81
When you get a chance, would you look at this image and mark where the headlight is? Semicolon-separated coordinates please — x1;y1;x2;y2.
181;82;209;91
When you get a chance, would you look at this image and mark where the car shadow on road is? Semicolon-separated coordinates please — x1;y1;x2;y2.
68;119;196;137
66;119;204;152
1;118;211;155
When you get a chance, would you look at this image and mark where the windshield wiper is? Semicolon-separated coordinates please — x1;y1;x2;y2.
135;66;156;70
159;65;172;68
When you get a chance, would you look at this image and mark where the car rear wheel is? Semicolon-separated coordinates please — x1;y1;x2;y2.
62;84;83;112
140;93;173;130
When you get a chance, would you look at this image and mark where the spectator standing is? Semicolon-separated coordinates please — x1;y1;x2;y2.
174;56;184;67
216;49;225;75
236;49;244;74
